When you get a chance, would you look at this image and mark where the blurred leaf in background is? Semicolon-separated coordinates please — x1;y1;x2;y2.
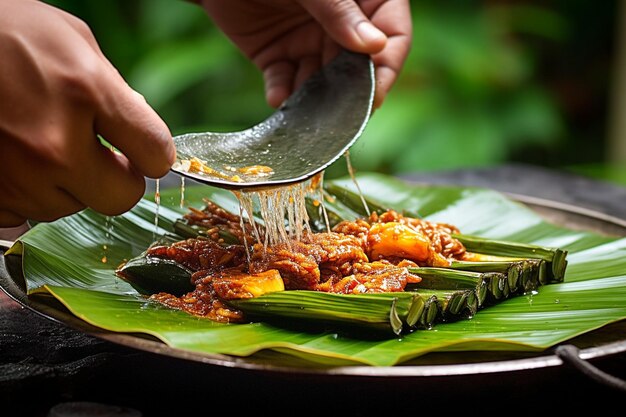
43;0;620;183
333;1;568;178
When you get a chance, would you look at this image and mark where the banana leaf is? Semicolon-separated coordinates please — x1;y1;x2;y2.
4;172;626;367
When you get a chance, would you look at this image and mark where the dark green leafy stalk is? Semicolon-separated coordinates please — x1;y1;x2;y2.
537;259;549;286
172;219;203;238
450;260;520;293
304;197;344;233
465;290;479;317
450;258;544;295
417;294;439;330
519;259;544;293
406;294;425;328
173;219;240;244
323;183;387;217
351;292;432;330
228;291;419;336
116;256;193;296
389;298;403;335
454;233;568;283
491;273;510;301
413;289;476;321
407;267;493;307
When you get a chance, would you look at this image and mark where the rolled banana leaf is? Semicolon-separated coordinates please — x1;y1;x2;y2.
450;259;544;295
227;291;419;336
407;267;496;307
413;289;477;322
454;234;568;284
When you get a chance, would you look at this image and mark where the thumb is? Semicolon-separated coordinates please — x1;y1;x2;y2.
298;0;387;54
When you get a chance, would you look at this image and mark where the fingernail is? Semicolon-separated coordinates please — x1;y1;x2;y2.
356;21;386;45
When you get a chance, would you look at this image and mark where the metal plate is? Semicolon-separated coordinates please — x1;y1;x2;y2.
1;194;626;379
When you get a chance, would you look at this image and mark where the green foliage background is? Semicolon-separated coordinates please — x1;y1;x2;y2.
44;0;621;183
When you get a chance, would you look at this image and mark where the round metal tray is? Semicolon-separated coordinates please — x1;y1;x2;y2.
1;194;626;381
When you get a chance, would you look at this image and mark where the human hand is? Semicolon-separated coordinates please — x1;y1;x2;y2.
0;0;175;228
196;0;412;109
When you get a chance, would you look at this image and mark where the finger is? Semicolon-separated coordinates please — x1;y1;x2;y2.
372;34;412;108
21;188;86;223
0;210;27;229
93;71;175;179
1;181;85;224
368;1;412;107
293;54;322;93
59;135;147;217
298;0;387;54
263;60;297;108
10;120;146;218
0;134;87;223
322;37;343;66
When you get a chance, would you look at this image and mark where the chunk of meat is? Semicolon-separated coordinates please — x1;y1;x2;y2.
151;283;245;323
375;210;466;259
316;261;421;294
183;199;260;244
147;238;246;272
366;222;450;267
249;232;367;290
334;210;466;262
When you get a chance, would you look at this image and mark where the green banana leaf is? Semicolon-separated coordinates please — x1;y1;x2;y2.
5;172;626;367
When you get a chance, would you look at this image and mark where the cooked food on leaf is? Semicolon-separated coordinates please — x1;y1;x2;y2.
116;189;568;336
